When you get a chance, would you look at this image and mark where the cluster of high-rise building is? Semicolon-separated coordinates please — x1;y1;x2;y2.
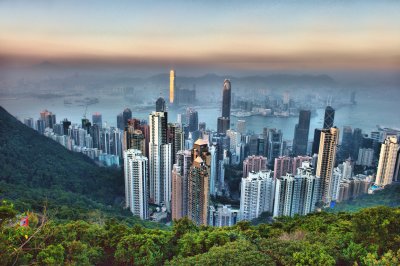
23;69;400;225
26;110;124;166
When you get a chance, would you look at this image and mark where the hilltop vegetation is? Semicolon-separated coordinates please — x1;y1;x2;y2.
1;202;400;265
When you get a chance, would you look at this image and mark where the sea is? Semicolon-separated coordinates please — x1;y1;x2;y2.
1;87;399;140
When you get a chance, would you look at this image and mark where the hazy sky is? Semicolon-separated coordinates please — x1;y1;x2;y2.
1;0;399;72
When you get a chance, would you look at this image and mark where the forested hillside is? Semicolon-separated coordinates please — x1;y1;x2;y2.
0;106;162;228
1;203;399;265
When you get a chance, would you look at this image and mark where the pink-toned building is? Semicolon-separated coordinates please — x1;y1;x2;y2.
274;155;312;179
243;155;268;178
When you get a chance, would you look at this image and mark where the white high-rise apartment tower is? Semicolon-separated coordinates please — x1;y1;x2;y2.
149;112;172;209
124;149;149;219
240;170;275;221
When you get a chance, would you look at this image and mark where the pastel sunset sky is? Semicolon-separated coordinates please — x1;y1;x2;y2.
1;0;399;72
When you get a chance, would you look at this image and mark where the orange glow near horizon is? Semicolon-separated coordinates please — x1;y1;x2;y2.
0;1;399;71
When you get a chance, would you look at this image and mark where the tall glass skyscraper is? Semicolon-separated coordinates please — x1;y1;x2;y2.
323;106;335;129
222;79;231;118
217;79;231;133
293;110;311;155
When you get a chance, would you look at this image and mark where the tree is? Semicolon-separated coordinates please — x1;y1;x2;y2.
36;244;65;265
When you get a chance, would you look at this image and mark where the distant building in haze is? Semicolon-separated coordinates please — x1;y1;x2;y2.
92;112;102;128
237;119;246;134
186;108;198;132
122;108;132;128
323;106;335;129
170;70;175;104
156;97;166;112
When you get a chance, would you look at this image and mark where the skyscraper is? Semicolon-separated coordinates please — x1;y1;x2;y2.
117;113;124;130
188;139;211;225
156;97;166;112
375;136;399;186
316;127;339;203
168;123;184;164
274;162;321;217
24;118;35;129
236;120;246;135
240;170;275;221
340;126;353;160
92;112;102;128
122;108;132;128
186;108;199;132
323;106;335;129
40;109;56;129
124;149;149;220
217;79;231;133
124;128;145;155
267;129;283;165
312;129;322;155
217;117;230;134
222;79;231;118
149;111;172;208
170;70;175;104
62;119;71;136
293;110;311;155
171;150;192;220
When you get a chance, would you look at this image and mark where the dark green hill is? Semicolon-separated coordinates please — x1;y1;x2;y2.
0;106;161;227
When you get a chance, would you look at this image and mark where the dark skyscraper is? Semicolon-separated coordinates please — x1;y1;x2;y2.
312;129;322;155
123;108;132;128
313;106;335;155
186;108;198;132
217;79;231;133
340;126;353;160
156;97;166;112
117;113;124;130
92;112;102;128
293;110;311;155
217;117;230;134
352;128;363;160
62;118;71;136
323;106;335;129
222;79;231;118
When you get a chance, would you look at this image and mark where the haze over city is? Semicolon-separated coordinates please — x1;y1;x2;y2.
1;1;400;265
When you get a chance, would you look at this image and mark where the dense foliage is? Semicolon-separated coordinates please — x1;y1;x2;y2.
0;106;163;228
1;202;400;265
